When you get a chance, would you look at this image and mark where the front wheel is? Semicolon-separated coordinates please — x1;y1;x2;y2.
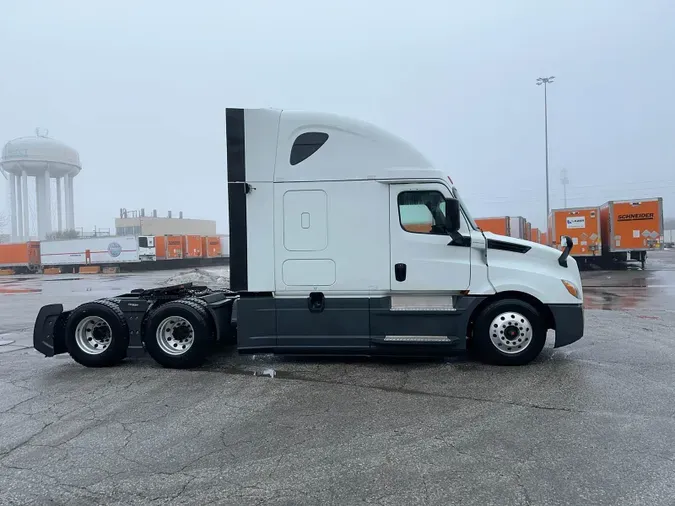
471;299;547;366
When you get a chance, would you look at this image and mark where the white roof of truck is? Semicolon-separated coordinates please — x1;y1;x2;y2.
239;108;447;183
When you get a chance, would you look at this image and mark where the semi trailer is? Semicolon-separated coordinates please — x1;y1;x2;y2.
549;206;603;265
599;198;664;269
33;107;584;369
508;216;527;239
40;236;157;267
475;217;510;236
0;241;41;273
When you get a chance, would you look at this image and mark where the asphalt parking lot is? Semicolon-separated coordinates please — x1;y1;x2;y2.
1;254;674;505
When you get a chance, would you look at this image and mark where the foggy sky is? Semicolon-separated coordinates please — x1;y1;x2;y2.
1;0;674;235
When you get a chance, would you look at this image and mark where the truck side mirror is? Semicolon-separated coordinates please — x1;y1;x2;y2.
444;198;461;233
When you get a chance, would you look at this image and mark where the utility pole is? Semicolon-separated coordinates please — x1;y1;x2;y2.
536;76;555;218
560;168;569;207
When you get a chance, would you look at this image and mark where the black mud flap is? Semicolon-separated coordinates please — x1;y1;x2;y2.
33;304;69;357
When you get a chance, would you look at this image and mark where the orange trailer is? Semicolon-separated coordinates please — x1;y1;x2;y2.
599;198;663;267
540;231;549;246
549;206;602;258
0;241;41;273
201;236;222;258
182;235;203;258
155;235;183;260
530;227;541;243
475;217;510;236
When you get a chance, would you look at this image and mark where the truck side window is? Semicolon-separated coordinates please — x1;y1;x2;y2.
290;132;329;165
398;190;448;235
138;237;148;248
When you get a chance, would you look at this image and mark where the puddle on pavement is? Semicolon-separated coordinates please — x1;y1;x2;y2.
0;278;33;284
0;287;41;294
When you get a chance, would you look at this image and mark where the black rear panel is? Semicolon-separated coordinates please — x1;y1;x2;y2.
226;108;248;291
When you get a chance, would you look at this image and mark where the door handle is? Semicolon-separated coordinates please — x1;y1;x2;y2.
308;292;325;312
394;263;407;282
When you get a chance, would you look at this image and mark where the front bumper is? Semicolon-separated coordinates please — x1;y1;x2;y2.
549;303;584;348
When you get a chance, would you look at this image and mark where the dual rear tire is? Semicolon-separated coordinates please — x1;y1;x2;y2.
143;298;215;369
65;299;129;368
64;298;215;369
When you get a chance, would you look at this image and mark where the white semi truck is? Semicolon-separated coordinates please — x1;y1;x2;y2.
33;107;584;368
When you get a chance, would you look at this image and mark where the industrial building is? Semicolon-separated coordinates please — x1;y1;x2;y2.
115;208;217;236
1;129;81;241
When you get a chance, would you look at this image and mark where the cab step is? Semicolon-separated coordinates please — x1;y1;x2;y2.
382;335;456;343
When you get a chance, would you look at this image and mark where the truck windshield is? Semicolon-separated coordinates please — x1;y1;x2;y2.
451;186;479;231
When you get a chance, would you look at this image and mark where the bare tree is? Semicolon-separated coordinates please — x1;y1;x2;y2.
46;229;79;240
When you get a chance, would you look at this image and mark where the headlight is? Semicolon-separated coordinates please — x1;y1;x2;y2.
561;279;581;299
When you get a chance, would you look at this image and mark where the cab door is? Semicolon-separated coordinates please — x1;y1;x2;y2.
389;183;471;292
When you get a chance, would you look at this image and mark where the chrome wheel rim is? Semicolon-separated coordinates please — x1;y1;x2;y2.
156;316;195;356
489;311;533;355
75;316;112;355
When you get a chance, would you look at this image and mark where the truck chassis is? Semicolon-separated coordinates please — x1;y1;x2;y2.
33;283;238;369
33;240;582;371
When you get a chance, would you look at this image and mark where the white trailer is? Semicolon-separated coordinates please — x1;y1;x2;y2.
509;216;527;239
34;107;584;370
219;235;230;257
40;236;156;266
664;230;674;247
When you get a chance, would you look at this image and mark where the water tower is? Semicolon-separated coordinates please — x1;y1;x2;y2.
1;129;82;241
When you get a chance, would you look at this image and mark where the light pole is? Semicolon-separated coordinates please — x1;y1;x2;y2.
536;76;555;218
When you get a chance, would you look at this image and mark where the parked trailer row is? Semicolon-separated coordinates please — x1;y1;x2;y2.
0;234;230;273
476;216;549;246
549;198;664;268
476;198;665;269
474;217;510;236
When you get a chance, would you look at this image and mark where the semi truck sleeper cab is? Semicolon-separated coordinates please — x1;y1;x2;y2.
33;107;584;369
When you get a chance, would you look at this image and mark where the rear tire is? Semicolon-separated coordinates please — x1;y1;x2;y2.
143;299;215;369
65;299;129;367
472;299;546;366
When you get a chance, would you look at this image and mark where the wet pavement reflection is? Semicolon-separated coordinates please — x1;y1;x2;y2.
581;250;675;311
